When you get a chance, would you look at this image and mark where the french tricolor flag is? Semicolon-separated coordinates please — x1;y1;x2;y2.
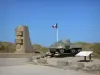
52;23;58;28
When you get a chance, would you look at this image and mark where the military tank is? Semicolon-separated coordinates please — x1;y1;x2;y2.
46;40;82;57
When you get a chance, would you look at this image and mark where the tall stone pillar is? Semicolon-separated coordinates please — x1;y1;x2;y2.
15;25;33;53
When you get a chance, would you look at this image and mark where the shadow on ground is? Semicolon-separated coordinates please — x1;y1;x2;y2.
77;60;93;62
55;54;76;58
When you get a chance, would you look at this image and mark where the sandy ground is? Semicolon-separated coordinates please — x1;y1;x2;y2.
0;53;33;58
0;64;96;75
0;57;99;75
0;58;29;66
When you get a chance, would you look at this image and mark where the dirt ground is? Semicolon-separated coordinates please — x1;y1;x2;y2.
0;54;100;75
0;63;97;75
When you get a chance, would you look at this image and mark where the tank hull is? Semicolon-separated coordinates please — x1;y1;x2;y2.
48;47;82;57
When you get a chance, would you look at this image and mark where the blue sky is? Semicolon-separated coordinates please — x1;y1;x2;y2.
0;0;100;47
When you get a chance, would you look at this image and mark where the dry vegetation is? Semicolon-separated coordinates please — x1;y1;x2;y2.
0;41;16;53
0;41;48;53
74;42;100;58
0;41;100;58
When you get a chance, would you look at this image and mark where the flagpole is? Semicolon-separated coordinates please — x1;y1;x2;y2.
56;26;58;42
52;23;58;43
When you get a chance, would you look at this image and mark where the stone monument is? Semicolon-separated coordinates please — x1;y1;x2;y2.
15;25;33;53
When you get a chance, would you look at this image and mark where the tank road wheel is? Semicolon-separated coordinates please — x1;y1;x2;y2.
59;49;64;54
77;49;82;53
71;49;76;54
